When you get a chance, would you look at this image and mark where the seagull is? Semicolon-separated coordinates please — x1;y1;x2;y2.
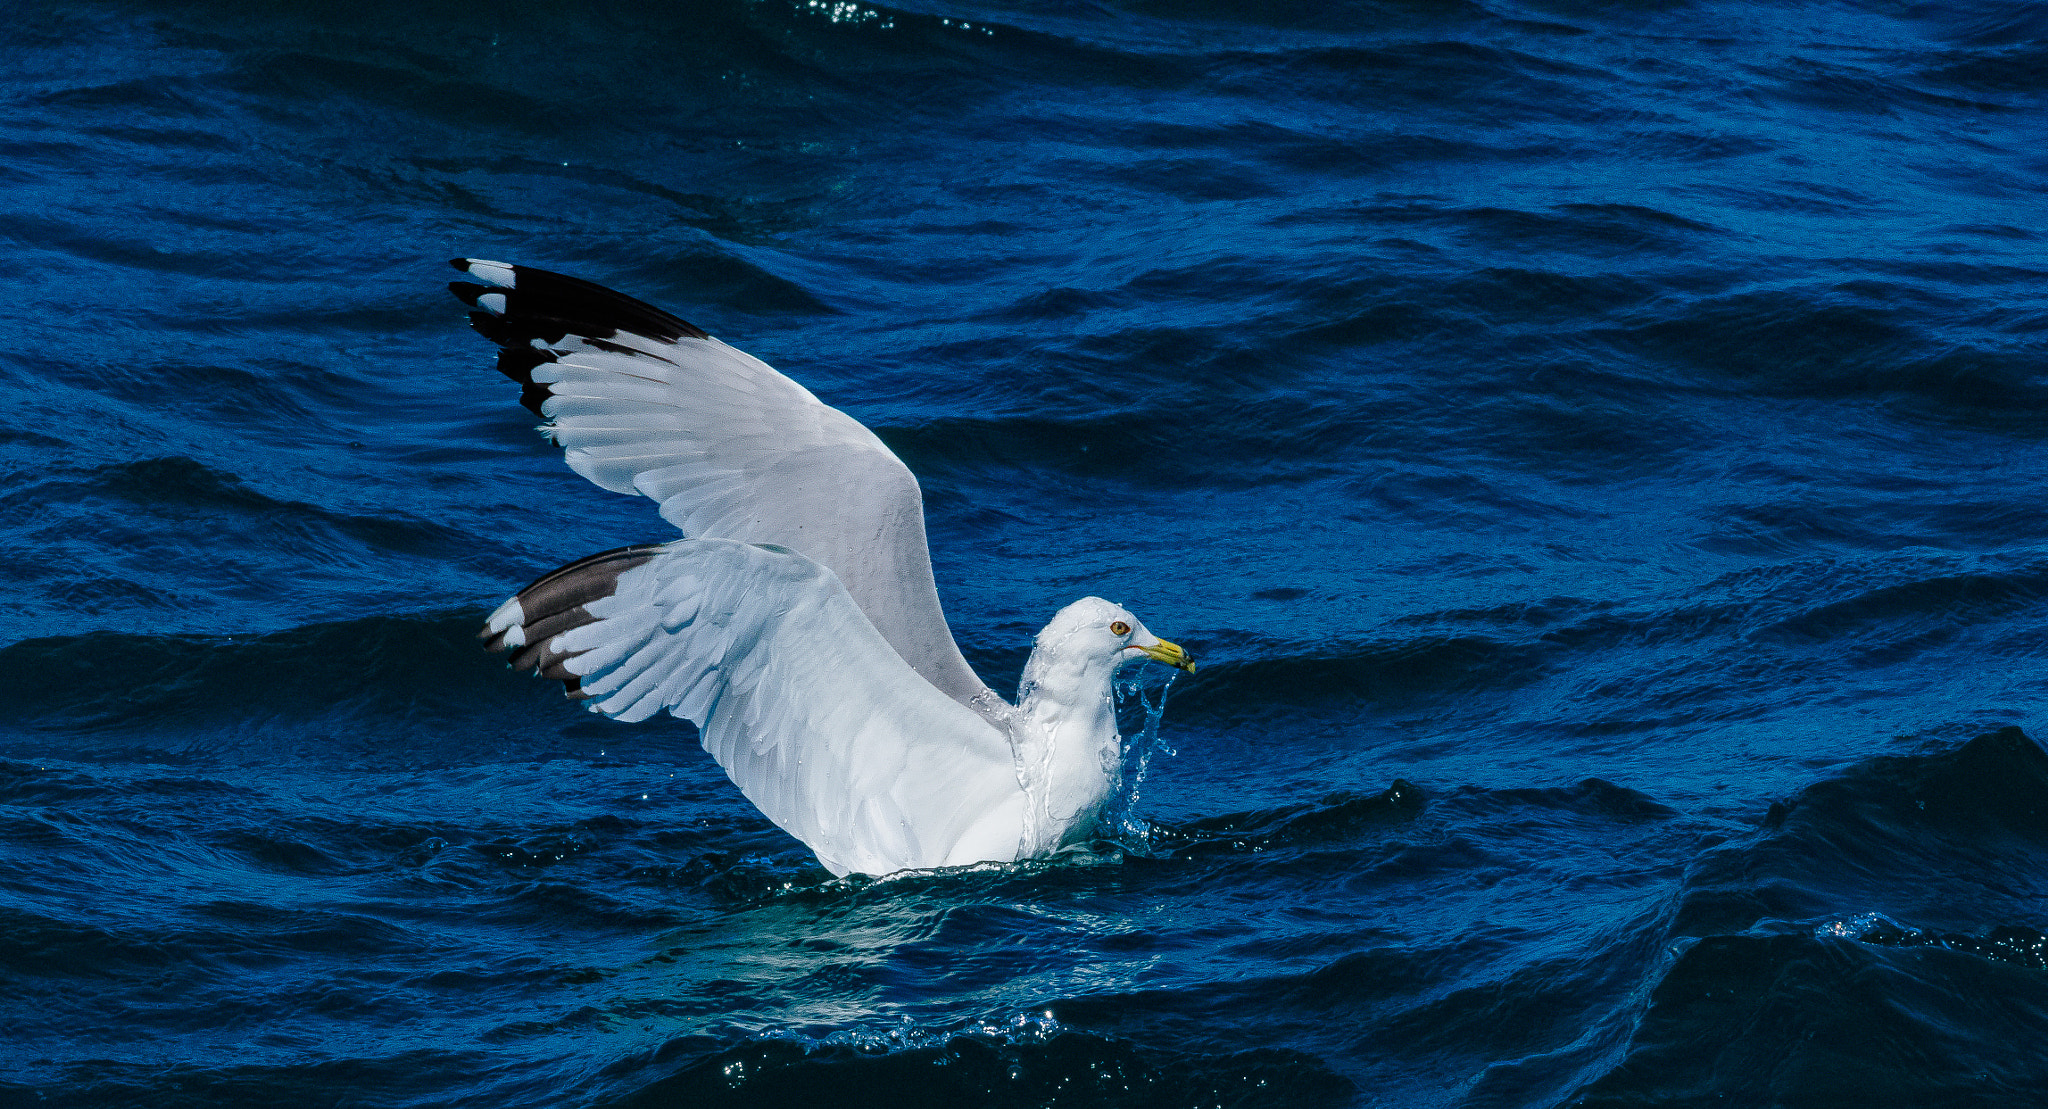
448;260;1195;877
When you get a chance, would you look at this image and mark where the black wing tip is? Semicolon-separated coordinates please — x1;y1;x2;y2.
445;260;710;346
513;543;669;600
518;384;550;418
482;544;668;694
450;257;513;280
447;259;711;421
495;346;553;384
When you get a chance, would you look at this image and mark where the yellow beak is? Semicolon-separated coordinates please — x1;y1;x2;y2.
1137;637;1197;673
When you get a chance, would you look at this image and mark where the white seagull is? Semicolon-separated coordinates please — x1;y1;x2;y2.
450;260;1195;877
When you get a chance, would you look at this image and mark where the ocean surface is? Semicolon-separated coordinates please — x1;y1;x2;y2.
4;1;2047;1105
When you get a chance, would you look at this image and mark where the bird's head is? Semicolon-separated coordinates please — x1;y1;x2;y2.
1039;596;1196;675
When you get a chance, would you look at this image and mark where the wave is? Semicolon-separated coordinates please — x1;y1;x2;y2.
595;1021;1352;1109
0;455;516;642
1578;923;2048;1105
1571;727;2048;1103
1148;779;1423;857
0;608;616;768
1671;725;2048;938
1160;552;2048;732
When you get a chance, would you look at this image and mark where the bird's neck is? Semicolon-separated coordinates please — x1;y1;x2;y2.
1011;640;1124;855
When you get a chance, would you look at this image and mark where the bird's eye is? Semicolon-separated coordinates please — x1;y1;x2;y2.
1110;621;1130;636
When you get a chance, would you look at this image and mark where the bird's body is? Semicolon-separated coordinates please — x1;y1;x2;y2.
451;260;1192;876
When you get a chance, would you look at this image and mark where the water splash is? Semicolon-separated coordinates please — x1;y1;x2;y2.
1814;912;2048;969
810;1009;1068;1056
1101;669;1181;843
1814;912;1908;942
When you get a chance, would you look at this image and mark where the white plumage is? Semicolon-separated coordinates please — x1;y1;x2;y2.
454;260;1193;876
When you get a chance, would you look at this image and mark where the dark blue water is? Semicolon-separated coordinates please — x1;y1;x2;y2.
5;1;2048;1105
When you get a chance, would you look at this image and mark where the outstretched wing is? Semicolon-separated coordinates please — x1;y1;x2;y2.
480;538;1027;877
449;259;991;711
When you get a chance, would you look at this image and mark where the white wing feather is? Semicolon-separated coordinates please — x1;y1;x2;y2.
456;261;991;712
549;539;1027;877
